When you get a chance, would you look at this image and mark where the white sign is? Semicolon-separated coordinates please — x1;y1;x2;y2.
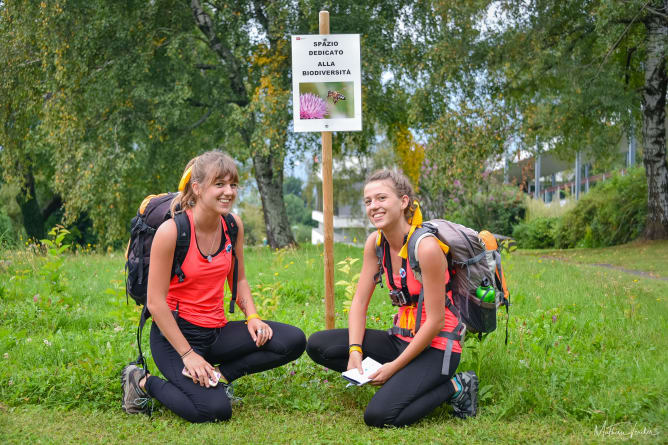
291;34;362;132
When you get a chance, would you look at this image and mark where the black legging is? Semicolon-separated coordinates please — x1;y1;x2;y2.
306;328;460;428
145;317;306;423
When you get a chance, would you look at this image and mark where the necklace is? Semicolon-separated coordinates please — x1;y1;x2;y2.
207;222;220;262
196;219;220;263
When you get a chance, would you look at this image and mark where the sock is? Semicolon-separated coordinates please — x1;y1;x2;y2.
451;376;462;398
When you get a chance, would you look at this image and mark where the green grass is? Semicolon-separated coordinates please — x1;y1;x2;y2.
1;242;667;444
526;239;668;278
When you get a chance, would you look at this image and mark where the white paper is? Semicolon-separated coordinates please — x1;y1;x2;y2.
341;357;383;386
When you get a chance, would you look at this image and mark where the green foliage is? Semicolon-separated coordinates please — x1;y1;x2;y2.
1;0;430;249
512;218;560;249
524;195;576;221
292;224;313;245
38;225;72;295
0;208;18;249
335;257;360;314
284;194;313;227
238;200;266;247
435;176;526;236
1;242;667;441
554;168;647;248
283;177;303;197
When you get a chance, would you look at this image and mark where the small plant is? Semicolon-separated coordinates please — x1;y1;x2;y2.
253;282;282;318
39;225;72;295
335;257;360;314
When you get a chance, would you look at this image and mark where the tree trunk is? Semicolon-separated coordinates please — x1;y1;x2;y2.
18;169;45;240
252;150;296;249
641;9;668;239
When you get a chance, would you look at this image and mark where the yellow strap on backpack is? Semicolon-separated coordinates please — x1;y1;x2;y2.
398;305;417;334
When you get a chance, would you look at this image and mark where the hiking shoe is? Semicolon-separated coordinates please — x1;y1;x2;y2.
450;371;478;419
222;381;242;406
121;364;151;415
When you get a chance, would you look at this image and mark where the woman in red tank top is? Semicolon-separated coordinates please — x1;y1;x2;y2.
121;151;306;422
306;170;478;427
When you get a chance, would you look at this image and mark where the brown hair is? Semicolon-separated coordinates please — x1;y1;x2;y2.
365;169;417;220
170;150;239;215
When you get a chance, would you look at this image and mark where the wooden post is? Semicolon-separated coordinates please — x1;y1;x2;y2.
320;10;335;330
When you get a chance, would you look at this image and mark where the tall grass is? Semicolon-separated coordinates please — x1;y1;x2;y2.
524;195;576;221
1;242;666;443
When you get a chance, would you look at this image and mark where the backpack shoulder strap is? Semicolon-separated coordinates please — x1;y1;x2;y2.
223;213;239;313
406;224;439;283
373;230;384;288
172;211;190;282
223;213;238;248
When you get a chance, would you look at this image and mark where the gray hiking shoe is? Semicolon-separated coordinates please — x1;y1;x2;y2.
121;364;151;415
450;371;478;419
222;382;242;406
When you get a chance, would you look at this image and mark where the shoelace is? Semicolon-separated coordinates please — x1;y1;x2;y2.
223;383;242;405
133;395;150;408
133;395;154;416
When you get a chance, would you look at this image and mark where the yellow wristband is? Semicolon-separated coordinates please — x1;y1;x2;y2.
245;313;260;324
349;346;363;355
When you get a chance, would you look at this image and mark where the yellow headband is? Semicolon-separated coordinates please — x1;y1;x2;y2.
178;166;192;192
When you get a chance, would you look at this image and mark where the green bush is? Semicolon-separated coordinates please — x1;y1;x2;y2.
0;208;18;248
292;224;313;244
553;167;647;248
512;217;559;249
239;201;266;246
450;181;526;236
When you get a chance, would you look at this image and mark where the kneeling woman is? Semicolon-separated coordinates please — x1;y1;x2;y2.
122;151;306;422
306;170;477;428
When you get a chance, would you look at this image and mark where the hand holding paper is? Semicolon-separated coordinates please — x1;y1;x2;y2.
341;357;383;386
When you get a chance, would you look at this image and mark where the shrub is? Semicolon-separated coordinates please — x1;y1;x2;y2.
449;182;526;236
512;217;559;249
239;201;266;246
292;224;313;244
524;195;576;221
0;208;19;248
553;168;647;248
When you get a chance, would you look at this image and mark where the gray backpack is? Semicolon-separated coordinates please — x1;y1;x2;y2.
375;219;510;374
406;220;509;334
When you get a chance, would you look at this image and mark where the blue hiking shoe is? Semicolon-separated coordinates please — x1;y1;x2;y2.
450;371;478;419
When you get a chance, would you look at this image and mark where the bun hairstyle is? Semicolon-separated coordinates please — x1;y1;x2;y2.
365;169;417;221
171;150;239;215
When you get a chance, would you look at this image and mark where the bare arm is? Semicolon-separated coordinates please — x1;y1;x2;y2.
369;236;446;385
146;219;216;386
226;213;272;346
346;232;383;371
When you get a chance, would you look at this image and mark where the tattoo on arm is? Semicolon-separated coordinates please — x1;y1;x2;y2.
236;294;248;314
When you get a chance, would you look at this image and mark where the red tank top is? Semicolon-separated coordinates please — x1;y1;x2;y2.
165;210;232;328
384;248;462;353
